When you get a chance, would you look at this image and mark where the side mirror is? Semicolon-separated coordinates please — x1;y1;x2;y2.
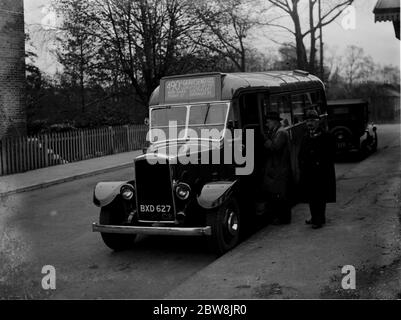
144;117;149;126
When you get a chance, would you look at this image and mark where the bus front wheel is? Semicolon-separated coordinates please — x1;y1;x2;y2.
99;208;136;251
206;198;241;255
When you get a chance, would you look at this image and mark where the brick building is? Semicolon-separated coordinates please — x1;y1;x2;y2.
0;0;26;138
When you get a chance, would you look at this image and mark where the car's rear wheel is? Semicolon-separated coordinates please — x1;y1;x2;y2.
331;127;352;154
99;207;136;251
360;130;378;158
206;198;241;255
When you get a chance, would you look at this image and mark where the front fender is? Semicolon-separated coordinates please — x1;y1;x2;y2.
366;123;377;134
93;181;128;207
197;180;238;210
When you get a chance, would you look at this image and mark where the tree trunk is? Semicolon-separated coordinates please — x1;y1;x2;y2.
292;9;308;70
309;0;317;74
240;39;246;72
80;41;85;113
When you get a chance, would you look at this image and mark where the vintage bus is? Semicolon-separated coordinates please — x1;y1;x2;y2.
92;70;327;254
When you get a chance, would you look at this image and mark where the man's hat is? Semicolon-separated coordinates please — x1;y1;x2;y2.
304;109;320;120
265;111;283;121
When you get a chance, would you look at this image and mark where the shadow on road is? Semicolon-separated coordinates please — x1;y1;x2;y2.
104;219;273;258
335;149;378;163
114;234;213;255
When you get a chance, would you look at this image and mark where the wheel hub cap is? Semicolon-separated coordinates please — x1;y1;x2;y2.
226;210;238;236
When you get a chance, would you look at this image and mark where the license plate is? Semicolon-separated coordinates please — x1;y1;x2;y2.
139;204;172;213
337;142;346;149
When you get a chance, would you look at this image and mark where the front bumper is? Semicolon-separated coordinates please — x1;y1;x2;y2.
92;223;212;236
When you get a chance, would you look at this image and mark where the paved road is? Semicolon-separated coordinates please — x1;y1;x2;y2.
0;166;217;299
168;124;401;299
0;124;399;299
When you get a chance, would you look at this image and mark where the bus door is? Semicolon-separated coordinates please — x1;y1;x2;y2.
262;93;296;182
237;93;264;201
288;93;306;184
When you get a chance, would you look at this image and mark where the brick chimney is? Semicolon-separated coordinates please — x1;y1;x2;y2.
0;0;27;138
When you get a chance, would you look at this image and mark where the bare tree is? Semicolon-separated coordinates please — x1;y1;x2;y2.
379;65;400;85
54;0;99;112
54;0;202;105
273;42;298;70
341;45;375;90
266;0;353;74
190;0;257;72
94;0;201;103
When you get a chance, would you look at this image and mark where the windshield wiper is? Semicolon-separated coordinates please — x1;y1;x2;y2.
151;105;171;111
203;103;211;124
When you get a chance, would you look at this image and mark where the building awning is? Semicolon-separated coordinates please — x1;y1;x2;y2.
374;0;400;39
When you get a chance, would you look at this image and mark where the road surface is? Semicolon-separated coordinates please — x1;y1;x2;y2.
0;124;400;299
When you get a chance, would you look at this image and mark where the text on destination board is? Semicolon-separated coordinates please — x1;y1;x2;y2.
165;77;216;101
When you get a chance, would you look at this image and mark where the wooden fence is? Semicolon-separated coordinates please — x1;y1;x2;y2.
0;125;148;176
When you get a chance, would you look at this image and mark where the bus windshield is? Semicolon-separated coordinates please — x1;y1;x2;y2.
150;102;229;142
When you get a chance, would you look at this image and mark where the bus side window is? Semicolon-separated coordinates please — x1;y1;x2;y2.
291;94;305;124
263;95;292;128
240;94;259;127
278;96;292;128
227;105;238;130
263;94;278;115
317;89;327;114
305;91;322;114
305;92;314;112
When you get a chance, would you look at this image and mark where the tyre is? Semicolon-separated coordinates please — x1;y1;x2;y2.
359;140;368;160
99;207;136;251
206;197;241;255
331;127;352;154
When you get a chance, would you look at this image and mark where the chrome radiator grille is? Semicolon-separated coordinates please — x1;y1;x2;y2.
134;158;176;222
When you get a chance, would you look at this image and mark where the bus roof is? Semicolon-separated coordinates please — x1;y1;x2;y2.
149;71;324;106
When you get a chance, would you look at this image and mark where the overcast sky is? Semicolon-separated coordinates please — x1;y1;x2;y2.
324;0;400;68
24;0;400;74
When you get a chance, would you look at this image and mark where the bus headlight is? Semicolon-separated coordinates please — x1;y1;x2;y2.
120;184;135;200
175;183;191;200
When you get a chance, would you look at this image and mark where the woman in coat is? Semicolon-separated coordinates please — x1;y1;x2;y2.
298;110;336;229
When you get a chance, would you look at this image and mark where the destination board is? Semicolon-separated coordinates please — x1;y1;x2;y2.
163;76;219;103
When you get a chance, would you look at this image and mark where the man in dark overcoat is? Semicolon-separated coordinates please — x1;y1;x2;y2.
261;112;293;224
298;110;336;229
